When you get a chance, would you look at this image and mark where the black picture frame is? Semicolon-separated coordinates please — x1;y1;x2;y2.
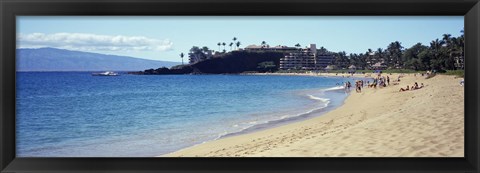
1;0;479;172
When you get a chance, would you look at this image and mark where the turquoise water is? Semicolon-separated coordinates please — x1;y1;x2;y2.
16;72;359;157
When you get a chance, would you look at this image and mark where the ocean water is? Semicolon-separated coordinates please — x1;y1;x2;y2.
16;72;360;157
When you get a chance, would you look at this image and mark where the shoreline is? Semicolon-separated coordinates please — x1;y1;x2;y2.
163;73;464;157
160;72;362;157
160;75;355;156
159;72;370;156
216;85;351;140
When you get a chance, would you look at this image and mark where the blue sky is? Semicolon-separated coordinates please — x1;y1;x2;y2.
17;16;463;62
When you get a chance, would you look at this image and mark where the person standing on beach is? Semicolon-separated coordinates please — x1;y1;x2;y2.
387;76;390;85
356;81;362;93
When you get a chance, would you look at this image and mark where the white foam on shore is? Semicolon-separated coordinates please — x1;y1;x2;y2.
323;86;346;91
216;92;332;139
307;94;330;102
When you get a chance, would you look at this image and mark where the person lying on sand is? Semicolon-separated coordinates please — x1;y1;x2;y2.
412;82;426;90
399;85;409;92
411;83;417;90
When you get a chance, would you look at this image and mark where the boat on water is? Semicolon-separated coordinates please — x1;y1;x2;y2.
92;71;119;76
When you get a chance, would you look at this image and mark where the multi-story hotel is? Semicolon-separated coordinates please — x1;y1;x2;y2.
279;44;334;70
245;43;335;70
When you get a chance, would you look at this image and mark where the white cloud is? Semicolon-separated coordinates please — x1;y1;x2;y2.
17;33;173;52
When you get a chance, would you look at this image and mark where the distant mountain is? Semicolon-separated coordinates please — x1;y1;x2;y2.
16;48;180;71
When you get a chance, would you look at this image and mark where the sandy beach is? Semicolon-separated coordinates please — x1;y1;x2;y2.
164;73;464;157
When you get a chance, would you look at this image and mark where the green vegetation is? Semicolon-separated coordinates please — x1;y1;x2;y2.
137;31;464;75
190;51;284;73
179;52;185;65
257;61;276;72
443;70;465;78
138;51;284;74
188;46;214;64
330;30;464;71
170;64;189;70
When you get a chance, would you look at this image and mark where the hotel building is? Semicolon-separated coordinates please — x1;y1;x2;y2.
245;44;335;70
279;44;335;70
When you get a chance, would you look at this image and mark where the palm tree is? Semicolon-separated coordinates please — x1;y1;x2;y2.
375;48;385;67
202;46;209;53
442;34;452;46
318;46;327;54
222;42;226;50
334;51;348;69
387;41;403;68
217;42;221;51
201;46;210;59
376;48;384;56
236;41;241;49
180;52;184;65
233;37;237;49
442;33;455;69
229;42;233;51
454;30;465;69
363;48;373;68
294;43;301;48
429;39;444;70
261;41;267;48
188;46;203;63
430;39;444;51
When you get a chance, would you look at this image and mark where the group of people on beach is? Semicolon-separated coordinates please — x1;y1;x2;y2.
342;81;352;91
355;80;363;93
365;73;427;93
336;72;393;93
341;80;366;93
399;82;424;92
367;75;389;88
335;71;433;94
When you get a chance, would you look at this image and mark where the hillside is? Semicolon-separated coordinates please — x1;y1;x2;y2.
17;48;180;71
134;51;285;74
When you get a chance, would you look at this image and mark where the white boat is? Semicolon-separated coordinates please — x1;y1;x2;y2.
92;71;119;76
